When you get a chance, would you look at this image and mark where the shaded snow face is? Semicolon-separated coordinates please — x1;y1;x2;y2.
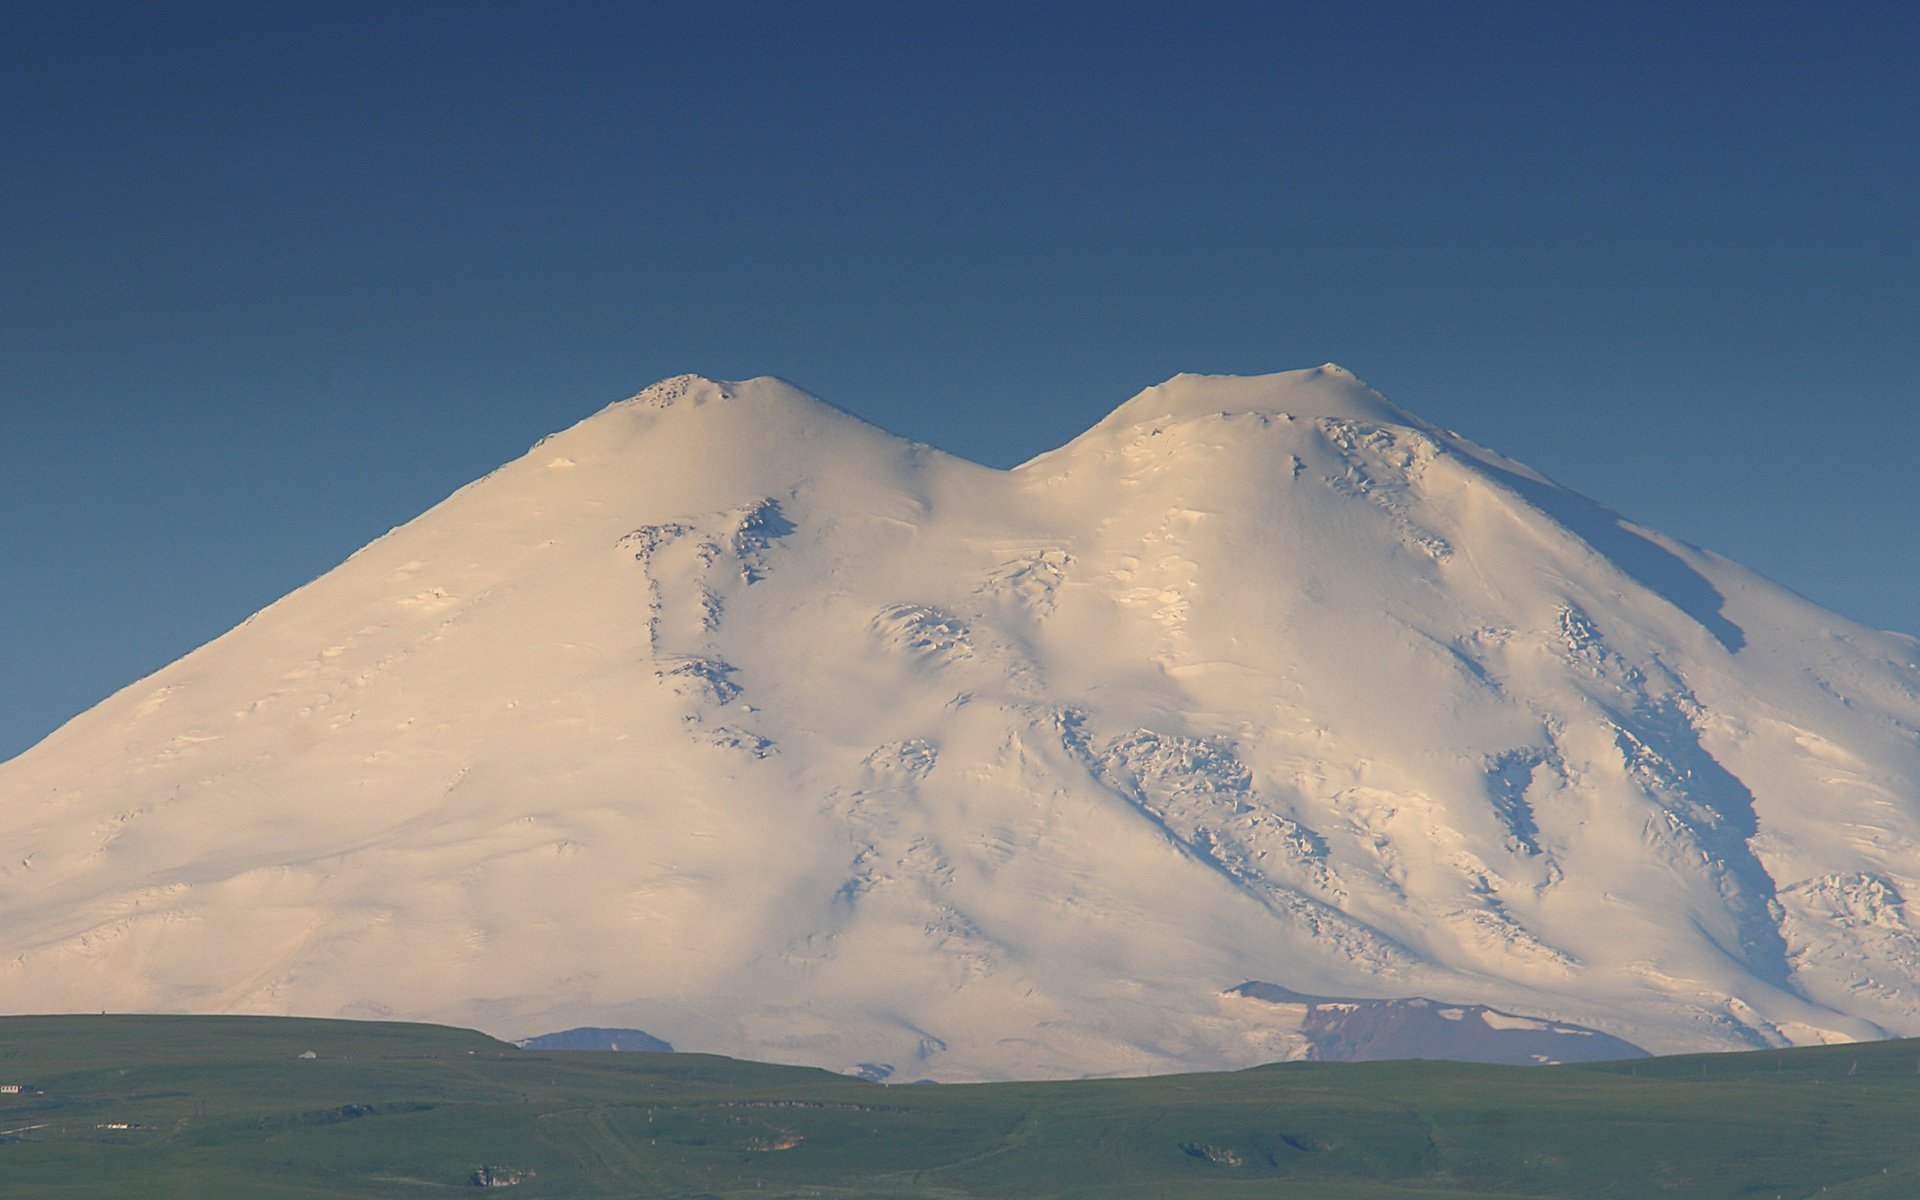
4;368;1920;1081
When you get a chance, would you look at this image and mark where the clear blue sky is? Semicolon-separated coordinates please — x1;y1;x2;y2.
4;1;1917;761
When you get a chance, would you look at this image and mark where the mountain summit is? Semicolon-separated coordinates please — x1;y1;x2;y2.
6;368;1919;1080
1070;363;1419;437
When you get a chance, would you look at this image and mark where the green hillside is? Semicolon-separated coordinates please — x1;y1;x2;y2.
2;1013;1916;1198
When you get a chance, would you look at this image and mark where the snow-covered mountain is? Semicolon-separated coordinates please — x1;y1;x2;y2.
6;366;1920;1081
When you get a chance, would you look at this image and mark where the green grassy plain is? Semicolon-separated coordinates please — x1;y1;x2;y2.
2;1013;1917;1198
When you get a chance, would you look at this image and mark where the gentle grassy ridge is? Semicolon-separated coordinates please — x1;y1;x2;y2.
2;1014;1917;1198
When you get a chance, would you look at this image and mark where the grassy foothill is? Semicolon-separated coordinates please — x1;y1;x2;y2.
1;1014;1917;1197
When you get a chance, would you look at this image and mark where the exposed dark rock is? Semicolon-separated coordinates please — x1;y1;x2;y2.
513;1027;673;1053
1230;982;1648;1065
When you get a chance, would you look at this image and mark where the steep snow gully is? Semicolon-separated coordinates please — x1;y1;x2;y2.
5;366;1920;1080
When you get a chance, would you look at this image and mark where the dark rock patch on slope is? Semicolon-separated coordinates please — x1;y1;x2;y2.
515;1027;674;1052
1231;982;1647;1065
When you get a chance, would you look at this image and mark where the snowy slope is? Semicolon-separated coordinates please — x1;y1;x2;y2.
5;366;1920;1081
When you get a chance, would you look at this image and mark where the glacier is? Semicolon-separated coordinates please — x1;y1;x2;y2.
4;365;1919;1080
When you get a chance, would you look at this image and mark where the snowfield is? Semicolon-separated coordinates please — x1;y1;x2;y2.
5;366;1920;1080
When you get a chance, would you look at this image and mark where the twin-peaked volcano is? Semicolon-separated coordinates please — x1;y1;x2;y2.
5;367;1920;1080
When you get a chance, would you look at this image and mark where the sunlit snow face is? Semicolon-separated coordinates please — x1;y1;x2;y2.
4;369;1915;1080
